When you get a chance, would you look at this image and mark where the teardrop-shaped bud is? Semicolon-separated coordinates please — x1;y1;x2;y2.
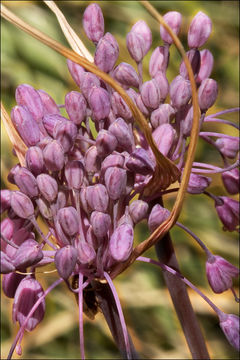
141;79;160;109
126;148;155;175
136;94;149;117
53;120;78;153
150;104;175;129
94;32;119;72
1;251;15;274
152;124;176;157
25;146;45;176
11;191;34;219
36;197;52;220
42;114;67;137
149;46;168;77
37;89;60;115
188;11;212;48
113;62;139;88
0;190;12;214
43;140;65;172
81;72;100;99
90;211;111;238
221;168;239;195
215;137;239;159
179;49;201;79
96;130;118;158
104;167;127;200
65;91;87;125
86;226;98;249
57;207;79;237
88;87;111;122
170;75;192;109
84;146;101;175
11;106;40;147
67;59;86;88
2;272;25;298
129;200;149;224
109;118;134;153
101;153;125;175
109;223;134;262
215;196;239;232
160;11;182;44
111;92;132;121
86;184;109;212
37;174;58;202
14;167;39;198
54;245;78;280
153;71;169;102
77;241;96;264
7;163;21;184
65;160;84;190
126;31;146;63
13;239;43;269
187;173;211;194
15;84;44;123
148;204;170;232
198;78;218;111
83;3;104;44
196;49;214;84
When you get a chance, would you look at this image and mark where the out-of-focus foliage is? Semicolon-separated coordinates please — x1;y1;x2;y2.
1;1;239;359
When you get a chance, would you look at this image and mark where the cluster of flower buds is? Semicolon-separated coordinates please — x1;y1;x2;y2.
1;2;239;354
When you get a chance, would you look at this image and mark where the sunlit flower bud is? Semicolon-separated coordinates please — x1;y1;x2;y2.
130;20;152;57
90;211;111;238
67;59;86;88
198;78;218;111
179;49;201;79
113;62;139;88
57;207;79;237
1;251;15;274
141;79;160;109
95;32;119;72
96;130;117;158
215;196;239;231
104;167;127;200
86;184;109;212
129;200;149;224
126;31;145;62
219;313;240;350
2;272;25;298
215;137;239;159
7;164;21;185
221;168;239;195
42;113;66;137
11;106;40;146
136;94;149;117
55;245;78;280
126;148;155;175
117;212;134;227
43;140;65;172
153;71;169;102
37;89;60;115
12;277;45;331
0;190;11;214
170;75;192;109
188;11;212;48
77;241;96;264
196;49;214;84
36;174;58;203
160;11;182;44
150;104;175;129
109;118;134;152
15;84;44;123
13;239;43;269
81;73;100;99
36;197;52;220
111;92;132;121
65;91;87;125
83;3;104;44
148;204;170;232
187;173;211;194
109;223;134;262
11;191;34;219
149;46;168;77
14;167;38;198
64;160;84;190
88;87;111;122
153;124;176;157
25;146;45;176
84;146;101;175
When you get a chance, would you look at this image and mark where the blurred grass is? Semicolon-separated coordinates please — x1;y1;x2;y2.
1;1;239;359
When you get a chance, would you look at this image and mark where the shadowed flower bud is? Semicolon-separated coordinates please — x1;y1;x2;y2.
57;207;79;237
150;104;175;129
0;190;11;214
90;211;111;238
54;245;78;280
12;277;45;331
113;62;139;88
37;89;60;115
86;226;98;249
196;49;214;84
77;241;96;264
136;94;149;117
109;118;134;152
149;46;168;77
13;239;43;269
42;114;66;137
86;184;109;212
215;137;239;159
65;91;87;125
129;200;149;224
88;87;111;121
67;59;86;88
53;120;78;153
84;146;101;175
11;106;40;146
109;223;134;262
81;73;100;99
179;49;200;79
222;168;239;195
126;148;155;175
95;32;119;72
187;173;211;194
65;160;84;190
37;174;58;202
152;124;176;157
1;218;14;246
188;11;212;48
160;11;182;44
96;130;118;158
7;164;21;184
83;3;104;44
111;92;132;121
2;272;26;298
148;204;170;232
1;251;15;274
54;219;70;247
15;84;44;123
25;146;45;176
176;104;194;138
104;167;127;200
215;196;239;231
43;140;65;172
36;198;52;220
198;78;218;111
14;167;39;198
170;75;192;109
153;71;169;102
141;79;160;109
11;191;34;219
206;254;239;293
219;313;240;350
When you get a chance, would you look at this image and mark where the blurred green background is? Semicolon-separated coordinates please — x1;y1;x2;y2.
1;1;239;359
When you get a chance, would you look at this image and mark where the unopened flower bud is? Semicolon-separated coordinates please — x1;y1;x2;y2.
176;104;194;138
67;59;86;88
160;11;182;44
150;104;175;129
2;272;25;298
55;245;78;280
77;241;96;264
187;173;211;194
64;160;84;190
136;94;149;117
109;223;134;262
215;196;239;231
188;11;212;48
7;164;21;184
129;200;149;224
54;219;70;247
36;197;52;219
127;20;152;62
14;167;39;198
141;79;160;109
111;92;132;121
1;251;15;274
196;49;214;84
15;84;44;123
36;174;58;202
101;153;125;175
179;49;201;79
153;71;169;102
170;75;192;109
11;106;40;146
104;167;127;200
90;211;111;238
84;146;101;175
57;207;79;237
215;137;239;159
83;3;104;44
149;46;168;77
219;313;240;350
25;146;45;176
113;62;139;88
148;204;170;232
81;73;100;99
11;191;34;219
126;148;155;175
1;190;11;214
42;114;66;137
109;118;134;152
1;218;14;245
13;239;43;269
86;226;98;249
43;140;65;172
88;87;111;121
86;184;109;212
96;130;118;158
65;91;87;125
153;124;176;157
198;78;218;111
222;168;239;195
53;120;78;153
95;32;119;72
126;31;146;63
37;89;60;115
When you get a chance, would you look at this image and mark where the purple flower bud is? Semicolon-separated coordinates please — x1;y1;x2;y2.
149;46;168;77
37;89;60;115
14;167;39;198
129;200;149;224
13;239;43;269
54;245;78;280
65;91;87;125
2;272;25;298
198;78;218;111
1;218;14;247
43;140;65;172
104;167;127;200
95;32;119;72
54;219;70;247
81;72;100;99
4;227;34;260
64;160;84;190
42;114;66;137
170;75;192;109
196;49;214;84
1;251;15;274
141;79;161;109
206;254;239;293
86;184;109;212
96;130;118;158
83;3;104;44
84;146;101;175
109;223;133;262
67;59;86;88
187;173;211;194
215;196;239;231
176;104;194;138
11;106;40;146
54;189;68;214
136;94;149;117
7;163;21;184
127;20;152;61
153;71;169;102
117;212;134;227
77;241;96;264
88;87;111;121
179;49;201;79
215;136;239;159
148;204;170;232
86;226;98;249
219;313;240;350
222;168;239;195
160;11;182;44
111;92;132;121
37;174;58;202
109;118;134;152
126;148;155;175
11;191;34;219
36;198;52;220
57;207;79;237
113;62;139;88
15;84;44;123
53;120;78;153
12;277;45;331
25;146;45;176
152;124;176;157
188;12;212;48
101;153;125;175
0;190;11;214
150;104;175;129
90;211;111;238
